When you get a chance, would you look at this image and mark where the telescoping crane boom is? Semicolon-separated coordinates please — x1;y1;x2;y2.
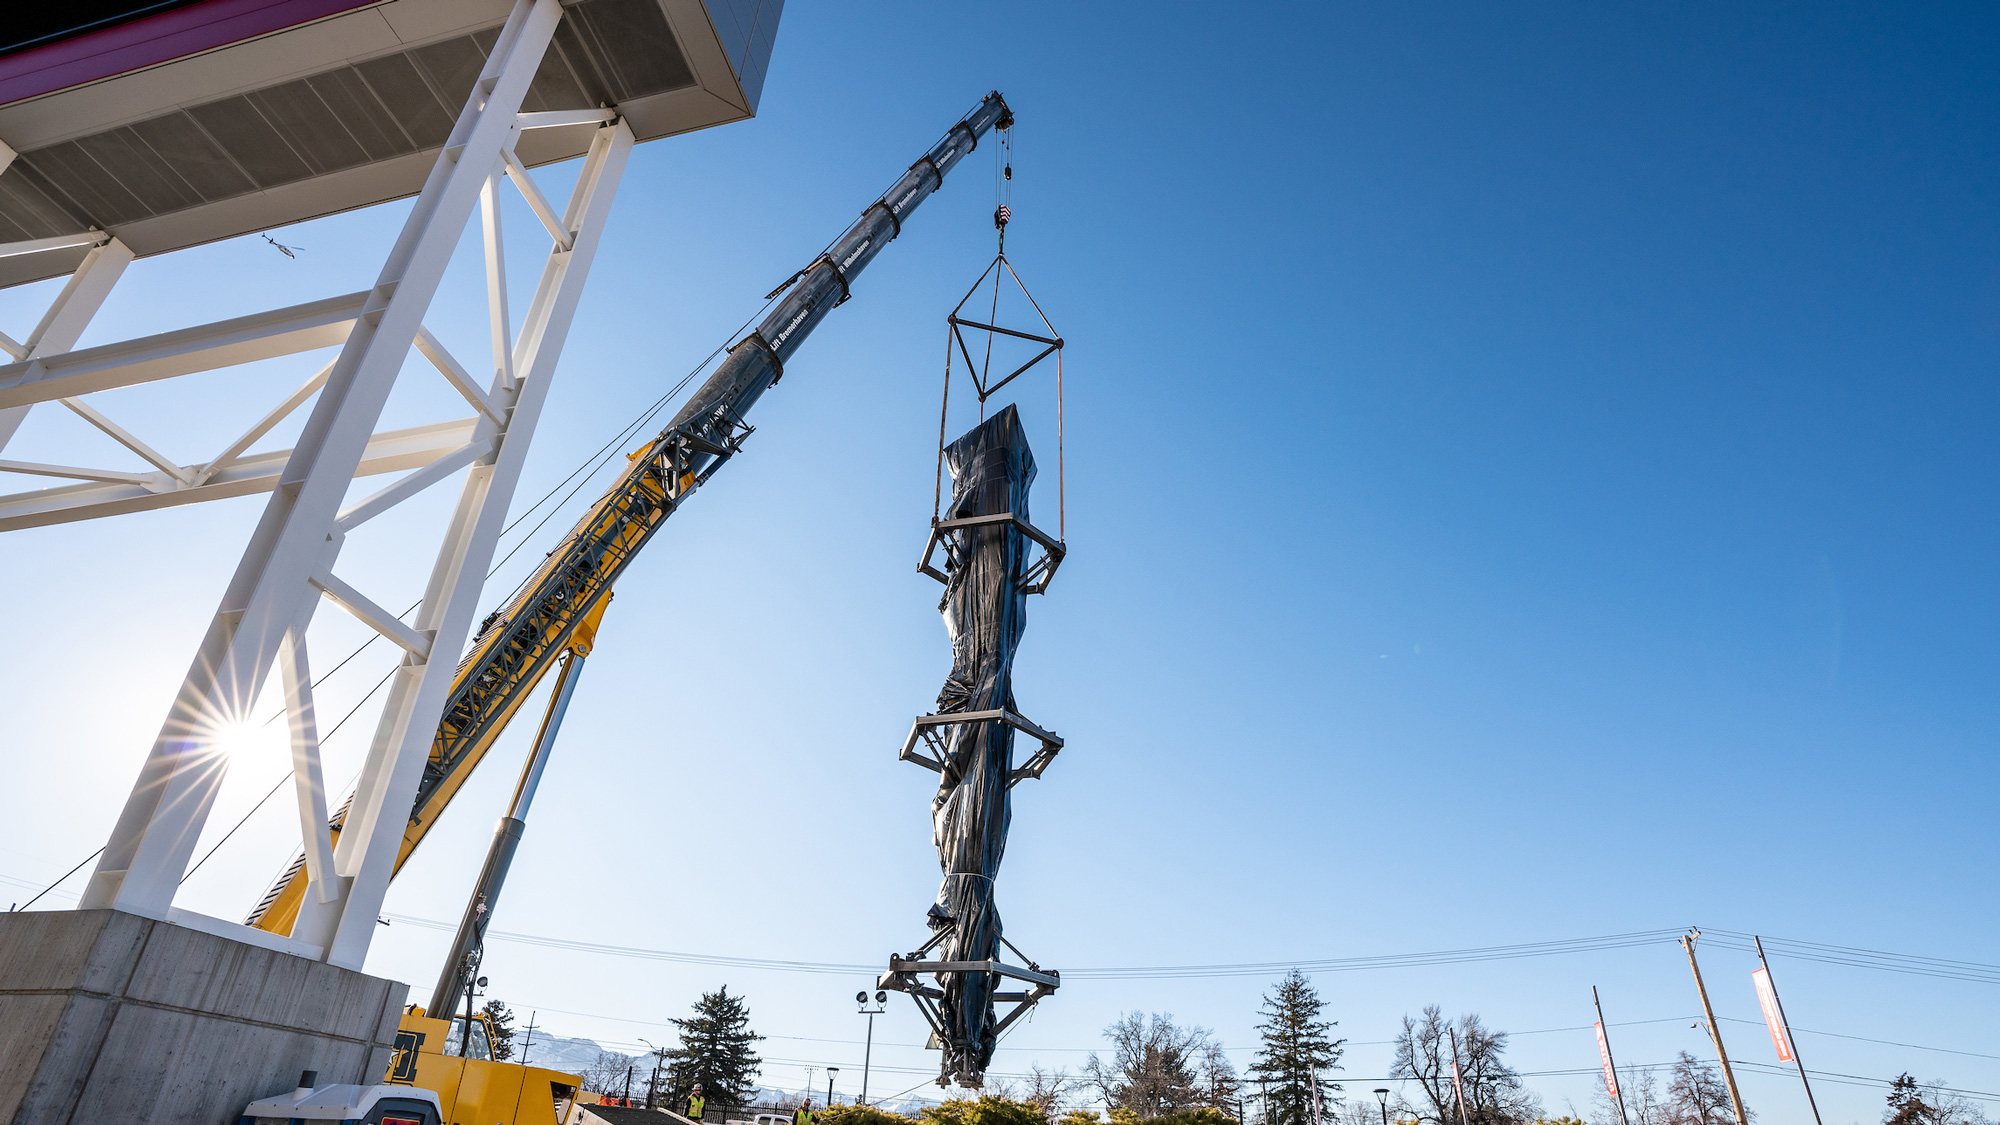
247;95;1016;1007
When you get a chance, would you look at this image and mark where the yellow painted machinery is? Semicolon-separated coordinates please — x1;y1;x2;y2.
383;1006;588;1125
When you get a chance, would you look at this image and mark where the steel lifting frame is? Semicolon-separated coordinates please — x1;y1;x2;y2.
898;708;1063;787
877;924;1061;1060
0;0;633;970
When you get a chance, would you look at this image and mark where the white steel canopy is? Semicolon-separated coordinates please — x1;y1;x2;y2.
0;0;780;288
0;0;782;972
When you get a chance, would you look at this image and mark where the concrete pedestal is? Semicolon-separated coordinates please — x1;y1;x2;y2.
0;909;408;1125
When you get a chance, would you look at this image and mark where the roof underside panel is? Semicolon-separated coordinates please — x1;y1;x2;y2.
703;0;782;114
0;0;781;288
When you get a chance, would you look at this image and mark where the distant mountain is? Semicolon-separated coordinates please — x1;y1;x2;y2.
517;1031;623;1075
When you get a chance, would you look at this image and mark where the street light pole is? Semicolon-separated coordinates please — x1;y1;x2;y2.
1374;1088;1390;1125
858;990;887;1106
640;1039;668;1110
829;1067;840;1109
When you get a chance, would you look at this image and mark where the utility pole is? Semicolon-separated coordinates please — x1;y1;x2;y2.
1681;929;1749;1125
1447;1027;1472;1125
1593;986;1630;1125
641;1039;670;1110
1755;936;1825;1125
520;1011;538;1066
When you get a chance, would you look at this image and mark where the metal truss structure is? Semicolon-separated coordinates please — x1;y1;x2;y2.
0;0;632;971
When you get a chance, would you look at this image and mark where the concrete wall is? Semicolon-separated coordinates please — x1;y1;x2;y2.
0;909;408;1125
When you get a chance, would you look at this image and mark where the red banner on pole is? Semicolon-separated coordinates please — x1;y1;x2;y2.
1595;1021;1619;1097
1752;967;1793;1062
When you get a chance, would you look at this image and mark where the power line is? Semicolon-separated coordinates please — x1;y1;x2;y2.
385;915;1691;981
1701;928;2000;987
1716;1015;2000;1064
1070;930;1691;980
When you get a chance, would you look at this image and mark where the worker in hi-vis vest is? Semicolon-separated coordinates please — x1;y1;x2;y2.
794;1100;813;1125
687;1085;705;1122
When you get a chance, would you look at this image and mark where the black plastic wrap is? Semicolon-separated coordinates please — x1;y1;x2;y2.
928;404;1036;1086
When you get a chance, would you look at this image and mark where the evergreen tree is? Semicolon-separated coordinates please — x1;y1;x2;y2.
666;986;764;1105
482;999;516;1061
1886;1078;1929;1125
1882;1074;1989;1125
1249;971;1345;1125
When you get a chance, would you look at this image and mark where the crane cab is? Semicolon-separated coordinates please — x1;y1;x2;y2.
386;1006;586;1125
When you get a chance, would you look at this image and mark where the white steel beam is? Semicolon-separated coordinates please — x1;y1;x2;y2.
57;397;196;484
334;437;493;533
192;361;335;486
480;173;516;391
310;569;433;659
0;230;109;259
277;629;341;905
517;109;614;131
0;418;478;531
0;238;133;452
0;291;362;411
413;326;503;422
0;460;153;485
290;117;633;967
502;147;574;251
78;0;586;967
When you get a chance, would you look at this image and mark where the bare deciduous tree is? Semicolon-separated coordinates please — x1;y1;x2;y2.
1664;1053;1742;1125
1590;1067;1666;1125
1087;1013;1236;1119
1200;1041;1243;1112
1024;1066;1078;1119
1390;1007;1540;1125
579;1049;640;1096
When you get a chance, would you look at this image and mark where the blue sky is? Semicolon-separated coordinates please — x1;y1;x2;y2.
3;2;1998;1122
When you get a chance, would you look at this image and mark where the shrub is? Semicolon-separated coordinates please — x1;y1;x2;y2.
1144;1110;1238;1125
920;1095;1051;1125
821;1106;919;1125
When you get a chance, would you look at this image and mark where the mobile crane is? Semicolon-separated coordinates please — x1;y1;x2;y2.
240;92;1014;1125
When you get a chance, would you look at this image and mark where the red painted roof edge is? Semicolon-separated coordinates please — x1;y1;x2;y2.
0;0;383;111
